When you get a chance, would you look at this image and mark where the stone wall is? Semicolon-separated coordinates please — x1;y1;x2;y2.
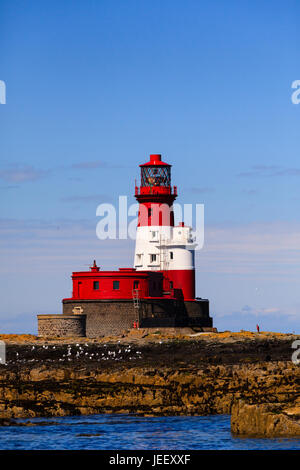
37;298;212;338
63;300;138;337
62;298;212;336
37;314;86;337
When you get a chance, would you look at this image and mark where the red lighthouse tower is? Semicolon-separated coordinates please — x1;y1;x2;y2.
38;154;213;338
134;154;196;300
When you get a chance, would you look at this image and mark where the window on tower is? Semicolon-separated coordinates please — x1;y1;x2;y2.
150;254;157;263
170;251;174;260
136;254;143;266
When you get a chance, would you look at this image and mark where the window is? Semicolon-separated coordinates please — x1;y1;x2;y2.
77;282;82;297
150;254;157;263
136;254;142;262
113;280;120;290
93;281;99;290
133;280;140;290
150;231;158;242
170;281;173;289
170;251;173;260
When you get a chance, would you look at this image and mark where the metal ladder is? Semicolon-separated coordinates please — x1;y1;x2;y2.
159;236;171;296
132;289;140;309
159;236;169;271
132;289;140;328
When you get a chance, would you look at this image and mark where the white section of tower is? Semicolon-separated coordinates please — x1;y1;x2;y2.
134;225;196;271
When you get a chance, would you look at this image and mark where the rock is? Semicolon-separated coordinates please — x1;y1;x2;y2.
231;400;300;437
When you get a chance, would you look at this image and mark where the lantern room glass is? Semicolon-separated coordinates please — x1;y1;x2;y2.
141;166;171;187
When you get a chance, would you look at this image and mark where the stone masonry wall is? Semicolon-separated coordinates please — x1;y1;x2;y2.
62;299;212;336
63;300;138;337
37;315;86;337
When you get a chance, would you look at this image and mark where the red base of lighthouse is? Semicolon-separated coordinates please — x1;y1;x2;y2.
54;261;213;337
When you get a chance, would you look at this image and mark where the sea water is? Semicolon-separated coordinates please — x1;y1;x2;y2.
0;414;299;450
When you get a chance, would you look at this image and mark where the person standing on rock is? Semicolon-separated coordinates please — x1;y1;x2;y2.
256;324;260;333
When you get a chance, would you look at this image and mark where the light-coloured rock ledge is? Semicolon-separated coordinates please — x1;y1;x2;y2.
231;400;300;437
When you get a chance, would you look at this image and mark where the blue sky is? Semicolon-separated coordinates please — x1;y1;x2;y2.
0;0;299;333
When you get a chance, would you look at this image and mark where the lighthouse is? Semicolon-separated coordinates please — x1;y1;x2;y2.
134;154;196;300
37;153;213;338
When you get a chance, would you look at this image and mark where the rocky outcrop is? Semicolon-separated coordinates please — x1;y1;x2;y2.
0;361;298;419
231;400;300;437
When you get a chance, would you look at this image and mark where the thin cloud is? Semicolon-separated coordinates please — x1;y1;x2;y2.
188;187;215;194
240;305;281;317
216;305;284;320
0;185;20;190
60;194;112;203
70;160;130;170
0;159;129;185
0;164;48;183
238;165;300;178
71;161;108;169
196;220;300;278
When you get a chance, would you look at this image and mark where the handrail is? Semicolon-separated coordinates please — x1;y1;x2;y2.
135;185;177;196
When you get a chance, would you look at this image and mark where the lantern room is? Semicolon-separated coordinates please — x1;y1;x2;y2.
140;154;171;188
135;154;177;199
